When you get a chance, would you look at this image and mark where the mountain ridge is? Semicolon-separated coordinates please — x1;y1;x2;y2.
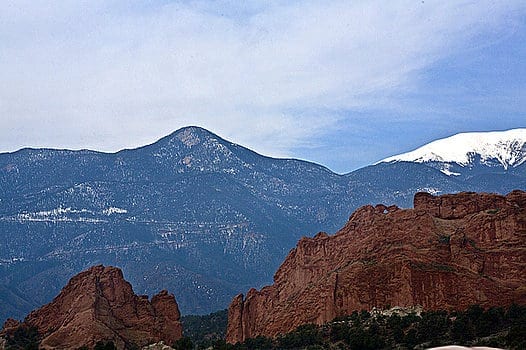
0;126;354;320
5;126;337;177
379;129;526;174
1;126;525;322
7;127;526;175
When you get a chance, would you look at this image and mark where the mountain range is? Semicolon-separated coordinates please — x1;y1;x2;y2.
0;127;525;321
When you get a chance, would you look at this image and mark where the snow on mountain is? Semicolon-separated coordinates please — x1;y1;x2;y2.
379;129;526;170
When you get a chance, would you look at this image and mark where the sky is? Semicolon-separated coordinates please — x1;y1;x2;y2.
1;0;525;173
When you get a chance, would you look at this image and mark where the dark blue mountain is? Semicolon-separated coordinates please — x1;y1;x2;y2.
0;126;524;321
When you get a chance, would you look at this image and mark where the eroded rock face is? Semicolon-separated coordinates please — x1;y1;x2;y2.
226;191;526;344
1;265;182;349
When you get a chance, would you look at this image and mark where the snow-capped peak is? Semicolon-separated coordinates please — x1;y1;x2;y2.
379;129;526;170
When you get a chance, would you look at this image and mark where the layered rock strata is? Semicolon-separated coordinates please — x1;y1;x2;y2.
227;191;526;343
2;265;182;349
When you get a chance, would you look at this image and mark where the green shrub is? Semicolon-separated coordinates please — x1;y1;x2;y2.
5;325;39;350
93;341;116;350
173;337;194;350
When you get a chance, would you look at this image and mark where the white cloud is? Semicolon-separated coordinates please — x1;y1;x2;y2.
0;0;524;157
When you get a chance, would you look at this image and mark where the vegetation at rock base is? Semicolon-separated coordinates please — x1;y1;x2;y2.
204;304;526;350
3;304;524;349
93;341;117;350
3;325;39;350
180;309;228;348
173;337;195;350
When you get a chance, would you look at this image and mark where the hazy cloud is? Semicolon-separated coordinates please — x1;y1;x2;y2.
1;0;525;163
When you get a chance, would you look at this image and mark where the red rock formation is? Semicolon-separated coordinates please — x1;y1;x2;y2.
226;190;526;344
1;265;182;349
1;318;20;334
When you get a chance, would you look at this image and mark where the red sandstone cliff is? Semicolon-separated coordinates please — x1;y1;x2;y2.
1;265;182;349
226;191;526;344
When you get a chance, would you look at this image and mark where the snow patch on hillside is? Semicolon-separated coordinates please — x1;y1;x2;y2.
440;164;461;176
103;207;128;215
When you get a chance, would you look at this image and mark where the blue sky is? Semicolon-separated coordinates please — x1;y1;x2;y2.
1;1;525;173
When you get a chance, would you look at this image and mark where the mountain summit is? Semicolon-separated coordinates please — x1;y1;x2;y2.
0;125;350;320
1;126;525;322
380;129;526;175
